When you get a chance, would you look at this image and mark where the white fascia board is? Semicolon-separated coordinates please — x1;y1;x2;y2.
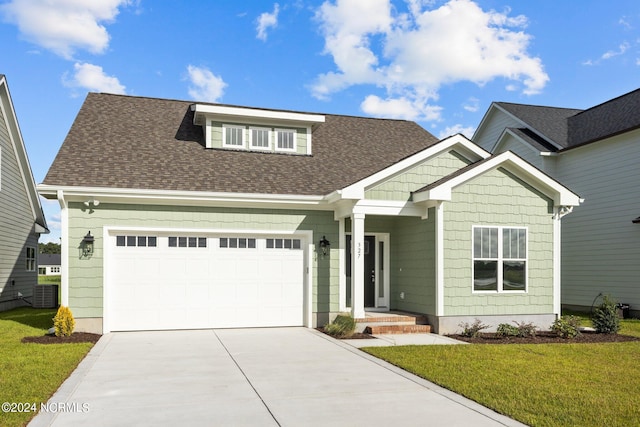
413;151;582;206
337;134;490;199
192;104;325;125
37;185;330;210
494;129;544;156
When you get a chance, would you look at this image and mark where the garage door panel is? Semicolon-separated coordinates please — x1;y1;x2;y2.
109;234;305;331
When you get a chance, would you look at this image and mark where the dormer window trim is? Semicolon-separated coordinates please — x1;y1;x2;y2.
250;126;272;151
222;124;246;149
275;128;296;153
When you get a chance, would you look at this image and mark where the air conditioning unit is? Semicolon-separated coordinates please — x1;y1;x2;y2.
33;285;59;308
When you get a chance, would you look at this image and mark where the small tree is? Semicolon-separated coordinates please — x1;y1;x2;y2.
53;306;75;337
551;316;581;339
592;295;620;334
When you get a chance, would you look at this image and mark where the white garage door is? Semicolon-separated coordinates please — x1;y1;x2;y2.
107;233;305;331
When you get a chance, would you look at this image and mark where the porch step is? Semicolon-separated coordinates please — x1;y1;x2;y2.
364;324;432;334
355;314;429;324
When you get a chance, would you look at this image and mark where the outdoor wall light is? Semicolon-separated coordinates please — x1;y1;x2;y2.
81;231;95;257
84;199;100;207
319;235;330;257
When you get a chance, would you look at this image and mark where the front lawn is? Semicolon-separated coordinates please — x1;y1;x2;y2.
363;318;640;427
0;307;95;427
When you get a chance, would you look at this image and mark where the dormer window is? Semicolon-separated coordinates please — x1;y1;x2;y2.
250;127;271;150
276;128;296;152
223;124;245;148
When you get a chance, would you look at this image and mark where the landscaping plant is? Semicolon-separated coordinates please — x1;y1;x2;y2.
53;305;76;337
458;318;490;338
324;313;356;338
551;315;581;338
496;321;537;338
592;294;620;334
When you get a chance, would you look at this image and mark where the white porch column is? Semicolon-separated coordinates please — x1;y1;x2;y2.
57;190;69;307
351;213;366;319
338;217;346;312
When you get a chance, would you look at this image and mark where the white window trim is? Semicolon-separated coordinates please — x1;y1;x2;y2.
472;225;528;293
275;128;297;152
249;126;272;151
222;124;246;149
26;246;36;271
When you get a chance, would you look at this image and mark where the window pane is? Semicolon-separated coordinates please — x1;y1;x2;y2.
198;238;207;248
127;236;136;247
503;261;526;290
188;237;197;247
252;129;269;147
229;238;237;248
284;239;292;249
148;237;157;247
473;228;482;257
226;127;243;146
474;261;497;291
239;238;247;248
277;130;294;150
178;237;187;247
248;238;256;249
292;239;301;249
169;237;177;247
116;236;125;246
266;239;274;248
137;236;147;247
275;239;283;249
220;238;228;248
518;229;526;258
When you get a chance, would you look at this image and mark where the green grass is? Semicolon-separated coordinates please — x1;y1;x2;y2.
0;307;95;427
363;318;640;427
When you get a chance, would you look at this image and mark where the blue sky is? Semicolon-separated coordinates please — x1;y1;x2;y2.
1;0;639;243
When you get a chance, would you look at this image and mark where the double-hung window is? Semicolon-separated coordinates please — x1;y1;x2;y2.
473;226;527;292
26;247;36;271
275;128;296;152
223;124;245;149
250;127;271;150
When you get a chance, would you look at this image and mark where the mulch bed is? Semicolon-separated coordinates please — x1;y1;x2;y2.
316;328;376;339
22;332;102;345
448;331;640;344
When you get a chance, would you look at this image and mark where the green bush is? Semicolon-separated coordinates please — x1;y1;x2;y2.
458;318;490;338
496;323;519;337
592;295;620;334
53;306;75;337
324;314;356;338
551;315;581;339
496;321;537;338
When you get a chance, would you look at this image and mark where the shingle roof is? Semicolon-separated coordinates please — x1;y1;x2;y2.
495;102;582;149
39;253;61;265
43;93;439;195
493;87;640;152
567;88;640;147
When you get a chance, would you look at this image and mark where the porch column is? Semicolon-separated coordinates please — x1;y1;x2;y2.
351;213;366;319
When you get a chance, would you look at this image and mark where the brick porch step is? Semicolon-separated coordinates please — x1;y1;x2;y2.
355;314;429;324
364;324;432;334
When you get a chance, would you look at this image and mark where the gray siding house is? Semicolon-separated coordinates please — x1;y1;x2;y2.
0;75;49;311
38;93;580;334
473;88;640;316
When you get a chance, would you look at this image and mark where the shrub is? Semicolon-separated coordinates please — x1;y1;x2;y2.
496;321;538;338
53;306;75;337
496;323;519;337
551;315;581;339
514;321;537;338
324;314;356;338
458;318;490;338
592;295;620;334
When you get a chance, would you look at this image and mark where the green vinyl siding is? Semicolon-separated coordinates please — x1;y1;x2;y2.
443;167;555;316
365;151;471;201
67;203;338;319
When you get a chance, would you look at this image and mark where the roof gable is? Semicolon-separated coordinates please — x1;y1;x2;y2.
42;93;440;197
0;75;48;232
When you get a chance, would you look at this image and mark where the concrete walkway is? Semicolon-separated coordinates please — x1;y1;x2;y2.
30;328;525;427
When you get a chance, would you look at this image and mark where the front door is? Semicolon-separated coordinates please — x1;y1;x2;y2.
346;235;380;309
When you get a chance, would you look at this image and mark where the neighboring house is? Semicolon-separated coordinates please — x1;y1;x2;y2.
39;253;61;276
0;75;49;311
473;88;640;316
38;93;580;334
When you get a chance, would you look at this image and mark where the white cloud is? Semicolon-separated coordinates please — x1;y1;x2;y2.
438;123;476;139
463;97;479;112
186;65;227;102
361;94;441;121
0;0;130;59
64;62;126;94
256;3;280;41
312;0;548;120
601;42;630;60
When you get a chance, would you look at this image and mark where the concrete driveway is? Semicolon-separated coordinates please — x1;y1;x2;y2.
30;328;525;427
